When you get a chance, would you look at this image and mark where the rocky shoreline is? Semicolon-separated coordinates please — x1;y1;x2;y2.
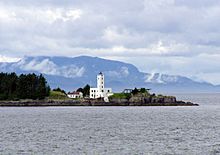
0;96;198;106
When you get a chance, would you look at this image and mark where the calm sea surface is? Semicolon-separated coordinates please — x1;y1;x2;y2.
0;93;220;155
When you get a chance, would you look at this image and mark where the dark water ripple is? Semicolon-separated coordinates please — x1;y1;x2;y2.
0;94;220;155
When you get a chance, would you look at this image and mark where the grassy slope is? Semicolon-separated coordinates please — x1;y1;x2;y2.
48;91;69;100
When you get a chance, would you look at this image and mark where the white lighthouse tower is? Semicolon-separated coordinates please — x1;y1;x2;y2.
90;72;113;100
97;72;104;92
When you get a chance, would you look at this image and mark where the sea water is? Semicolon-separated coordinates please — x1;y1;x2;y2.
0;93;220;155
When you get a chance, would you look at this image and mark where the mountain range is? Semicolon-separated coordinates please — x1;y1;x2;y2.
0;56;220;93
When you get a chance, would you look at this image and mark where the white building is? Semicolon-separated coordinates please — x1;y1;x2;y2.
67;91;83;99
90;72;113;100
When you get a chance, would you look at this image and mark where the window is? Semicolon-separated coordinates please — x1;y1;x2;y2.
108;90;110;92
102;90;104;92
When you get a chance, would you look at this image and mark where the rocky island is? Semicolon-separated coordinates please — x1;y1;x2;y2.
0;72;198;106
0;91;198;106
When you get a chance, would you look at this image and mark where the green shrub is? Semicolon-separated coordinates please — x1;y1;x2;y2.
109;93;131;99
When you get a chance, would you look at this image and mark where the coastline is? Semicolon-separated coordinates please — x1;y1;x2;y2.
0;99;199;107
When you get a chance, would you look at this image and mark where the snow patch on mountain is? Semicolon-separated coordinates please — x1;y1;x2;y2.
145;73;178;84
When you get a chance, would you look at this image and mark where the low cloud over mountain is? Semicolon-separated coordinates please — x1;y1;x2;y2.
1;56;219;93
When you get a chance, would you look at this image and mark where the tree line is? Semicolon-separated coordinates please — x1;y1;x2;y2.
0;72;50;100
132;88;150;95
76;84;90;97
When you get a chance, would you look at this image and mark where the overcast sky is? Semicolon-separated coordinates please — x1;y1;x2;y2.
0;0;220;84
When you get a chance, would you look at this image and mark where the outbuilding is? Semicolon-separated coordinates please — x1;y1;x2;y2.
67;91;83;99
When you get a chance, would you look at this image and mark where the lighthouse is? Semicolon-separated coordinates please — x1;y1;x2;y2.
90;72;113;99
97;72;104;92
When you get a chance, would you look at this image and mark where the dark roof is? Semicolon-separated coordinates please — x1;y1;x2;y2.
68;91;82;95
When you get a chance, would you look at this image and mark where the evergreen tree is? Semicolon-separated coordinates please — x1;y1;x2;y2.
17;74;27;99
132;87;139;95
0;73;8;100
83;84;90;97
76;88;83;93
8;73;18;99
140;88;146;93
0;73;50;100
36;74;48;99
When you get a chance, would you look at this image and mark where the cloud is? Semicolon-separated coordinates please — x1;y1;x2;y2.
0;6;82;23
19;58;58;75
105;67;129;78
17;58;85;78
0;55;20;62
1;0;220;57
1;0;220;83
45;9;82;23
